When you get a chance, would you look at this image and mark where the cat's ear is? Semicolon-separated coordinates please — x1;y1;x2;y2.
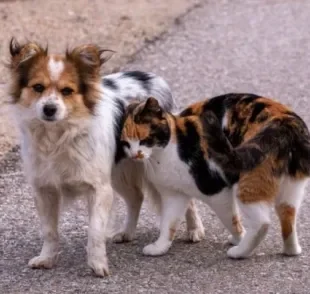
144;97;163;117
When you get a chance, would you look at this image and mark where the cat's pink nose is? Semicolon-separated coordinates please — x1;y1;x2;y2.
133;150;144;159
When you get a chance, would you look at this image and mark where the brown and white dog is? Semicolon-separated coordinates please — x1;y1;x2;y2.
7;39;205;276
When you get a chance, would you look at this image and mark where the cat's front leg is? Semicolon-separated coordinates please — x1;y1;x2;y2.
143;190;190;256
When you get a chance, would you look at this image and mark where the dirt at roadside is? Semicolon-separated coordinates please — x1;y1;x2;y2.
0;0;200;158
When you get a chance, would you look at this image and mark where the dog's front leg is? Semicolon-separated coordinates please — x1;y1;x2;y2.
28;186;60;269
87;183;113;277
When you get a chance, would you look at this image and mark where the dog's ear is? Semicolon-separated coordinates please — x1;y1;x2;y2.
66;44;115;79
9;37;47;69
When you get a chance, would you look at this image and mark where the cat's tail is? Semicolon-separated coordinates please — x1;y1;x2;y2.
201;111;265;172
249;115;310;177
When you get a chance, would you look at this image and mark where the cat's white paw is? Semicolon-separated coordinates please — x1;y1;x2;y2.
112;231;134;243
88;256;109;277
28;254;58;269
227;234;243;246
283;244;302;256
143;242;172;256
187;227;205;242
227;246;249;259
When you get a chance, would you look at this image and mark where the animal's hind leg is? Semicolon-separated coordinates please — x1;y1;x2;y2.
112;187;143;243
111;162;144;243
185;199;205;242
276;177;308;256
227;201;272;258
227;166;279;259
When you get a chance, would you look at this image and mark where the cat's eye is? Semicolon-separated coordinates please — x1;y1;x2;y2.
121;141;130;149
140;138;153;147
61;87;74;96
32;84;45;93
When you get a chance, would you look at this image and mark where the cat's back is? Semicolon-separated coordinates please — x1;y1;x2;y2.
180;93;310;178
180;93;309;145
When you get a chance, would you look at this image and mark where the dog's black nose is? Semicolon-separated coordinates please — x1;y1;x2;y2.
43;104;57;118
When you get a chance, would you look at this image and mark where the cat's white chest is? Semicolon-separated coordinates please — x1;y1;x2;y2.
145;144;198;195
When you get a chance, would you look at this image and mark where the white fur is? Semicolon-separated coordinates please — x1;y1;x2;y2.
123;139;152;159
227;200;270;258
13;71;174;276
143;190;190;256
48;57;64;82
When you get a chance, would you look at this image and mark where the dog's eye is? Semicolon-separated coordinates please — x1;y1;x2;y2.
61;87;74;96
32;84;45;93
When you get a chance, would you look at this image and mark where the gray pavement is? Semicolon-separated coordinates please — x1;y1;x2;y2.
2;0;310;293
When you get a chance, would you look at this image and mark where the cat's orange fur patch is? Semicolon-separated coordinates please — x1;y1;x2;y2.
232;215;243;235
121;115;150;141
276;203;295;240
185;100;205;116
238;158;279;203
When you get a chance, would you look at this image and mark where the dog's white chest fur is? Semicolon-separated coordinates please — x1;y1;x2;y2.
18;99;116;191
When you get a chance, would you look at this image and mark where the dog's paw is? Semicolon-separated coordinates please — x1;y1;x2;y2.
112;231;134;243
88;257;109;277
142;242;171;256
187;227;205;243
28;255;58;269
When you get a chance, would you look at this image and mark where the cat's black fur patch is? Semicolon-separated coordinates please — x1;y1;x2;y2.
140;123;171;148
176;120;229;195
249;102;267;123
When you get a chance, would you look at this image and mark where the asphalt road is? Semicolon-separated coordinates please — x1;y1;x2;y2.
2;0;310;293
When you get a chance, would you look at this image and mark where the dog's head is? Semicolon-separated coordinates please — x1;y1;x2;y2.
8;38;114;123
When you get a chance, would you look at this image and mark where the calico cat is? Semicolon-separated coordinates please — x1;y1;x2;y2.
120;94;310;258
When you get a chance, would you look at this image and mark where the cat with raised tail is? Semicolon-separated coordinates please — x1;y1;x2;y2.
120;94;310;258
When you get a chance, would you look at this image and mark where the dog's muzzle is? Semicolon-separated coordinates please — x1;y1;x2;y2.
42;104;58;121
